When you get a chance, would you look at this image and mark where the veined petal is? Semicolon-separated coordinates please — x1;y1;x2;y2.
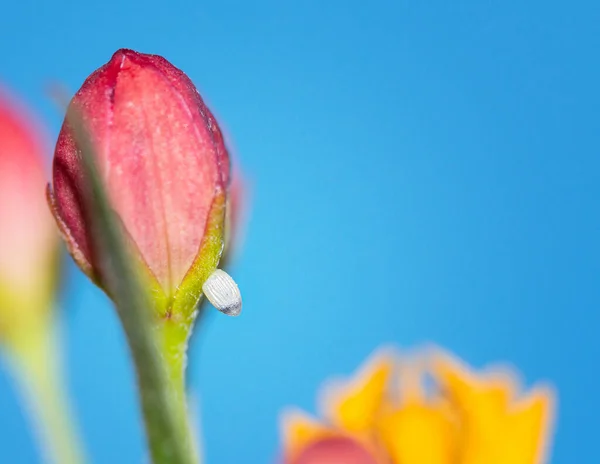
104;51;222;293
52;49;230;305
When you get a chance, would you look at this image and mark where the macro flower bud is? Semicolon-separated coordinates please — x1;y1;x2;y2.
48;49;240;317
0;88;58;337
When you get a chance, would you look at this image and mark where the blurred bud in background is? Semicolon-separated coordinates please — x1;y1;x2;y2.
280;346;556;464
0;88;57;340
0;86;84;464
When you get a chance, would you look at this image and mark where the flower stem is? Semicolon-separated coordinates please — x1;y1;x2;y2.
9;319;85;464
156;319;200;462
124;317;197;464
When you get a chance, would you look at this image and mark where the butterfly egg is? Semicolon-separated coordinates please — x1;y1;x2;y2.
202;269;242;316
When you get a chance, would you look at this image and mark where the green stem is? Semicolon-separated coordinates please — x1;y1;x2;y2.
123;316;196;464
10;320;85;464
156;319;200;462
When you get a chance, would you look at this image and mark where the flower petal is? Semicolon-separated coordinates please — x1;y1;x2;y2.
431;349;556;464
379;404;456;464
320;349;395;434
377;355;457;464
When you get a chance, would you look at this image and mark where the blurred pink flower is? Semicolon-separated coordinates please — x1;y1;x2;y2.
0;87;57;331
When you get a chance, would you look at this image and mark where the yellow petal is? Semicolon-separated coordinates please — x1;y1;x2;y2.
377;354;458;464
379;403;457;464
503;386;556;464
432;350;518;410
431;350;556;464
321;350;395;434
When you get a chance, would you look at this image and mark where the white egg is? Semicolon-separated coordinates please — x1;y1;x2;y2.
202;269;242;316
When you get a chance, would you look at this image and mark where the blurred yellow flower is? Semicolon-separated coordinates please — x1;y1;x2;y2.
279;347;555;464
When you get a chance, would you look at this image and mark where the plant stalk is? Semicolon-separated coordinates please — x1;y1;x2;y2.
157;319;200;462
9;318;85;464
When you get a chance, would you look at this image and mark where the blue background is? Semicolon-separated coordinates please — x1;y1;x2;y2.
1;0;598;462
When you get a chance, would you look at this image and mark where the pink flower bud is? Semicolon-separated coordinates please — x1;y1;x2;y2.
0;87;57;329
48;49;232;313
